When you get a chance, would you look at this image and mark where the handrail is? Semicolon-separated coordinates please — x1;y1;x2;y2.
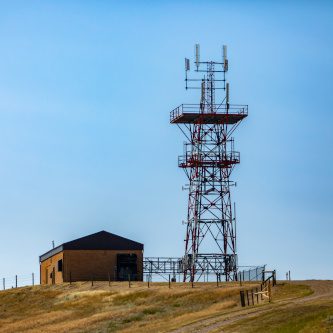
170;104;248;122
178;151;240;167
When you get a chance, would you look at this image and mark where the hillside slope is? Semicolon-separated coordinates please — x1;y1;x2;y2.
0;280;331;332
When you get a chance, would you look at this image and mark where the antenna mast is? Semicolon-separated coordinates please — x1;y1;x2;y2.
171;45;248;282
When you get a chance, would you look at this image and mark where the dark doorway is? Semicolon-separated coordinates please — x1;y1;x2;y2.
117;254;137;281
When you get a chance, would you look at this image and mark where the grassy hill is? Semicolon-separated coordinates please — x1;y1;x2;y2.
0;280;331;332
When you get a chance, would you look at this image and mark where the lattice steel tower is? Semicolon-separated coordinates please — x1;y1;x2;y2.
170;45;248;282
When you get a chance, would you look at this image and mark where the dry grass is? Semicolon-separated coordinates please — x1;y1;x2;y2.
0;281;313;333
218;300;333;333
272;282;313;301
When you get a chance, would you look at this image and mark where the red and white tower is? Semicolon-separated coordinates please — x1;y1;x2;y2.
170;45;248;282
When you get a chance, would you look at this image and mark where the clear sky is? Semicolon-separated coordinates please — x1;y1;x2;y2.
0;1;332;282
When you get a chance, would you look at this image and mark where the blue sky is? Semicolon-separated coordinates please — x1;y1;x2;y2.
0;1;332;281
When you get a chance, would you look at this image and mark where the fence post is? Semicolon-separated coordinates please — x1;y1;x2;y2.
128;274;130;288
261;284;263;300
256;287;258;304
3;278;5;290
16;275;17;288
289;270;291;281
91;274;93;287
108;273;110;287
32;273;34;286
262;270;264;284
246;290;249;306
251;289;254;305
240;272;242;286
240;290;245;307
268;281;272;302
169;275;170;289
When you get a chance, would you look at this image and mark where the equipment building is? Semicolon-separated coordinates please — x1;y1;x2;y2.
39;231;144;284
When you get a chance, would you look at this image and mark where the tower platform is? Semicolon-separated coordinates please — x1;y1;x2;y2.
170;104;248;124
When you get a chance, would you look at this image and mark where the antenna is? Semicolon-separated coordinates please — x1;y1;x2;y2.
185;58;190;71
234;202;236;252
201;81;205;102
185;58;190;90
194;44;200;69
170;45;249;282
223;45;228;72
52;240;55;249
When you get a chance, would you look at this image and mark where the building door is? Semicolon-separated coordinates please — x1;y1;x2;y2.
117;254;137;281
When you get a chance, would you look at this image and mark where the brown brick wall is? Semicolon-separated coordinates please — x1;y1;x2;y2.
40;251;64;284
63;250;143;282
40;249;143;284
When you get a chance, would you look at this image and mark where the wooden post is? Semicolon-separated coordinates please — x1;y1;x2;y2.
240;291;245;307
262;270;264;284
256;287;258;304
268;281;272;302
251;289;254;305
169;275;170;289
108;273;110;287
16;275;17;288
128;274;130;288
246;290;249;306
32;273;34;286
289;270;291;281
3;278;5;290
273;270;276;286
240;272;242;286
91;274;94;287
148;279;149;288
260;284;263;300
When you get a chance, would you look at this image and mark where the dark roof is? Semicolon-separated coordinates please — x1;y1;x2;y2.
40;231;144;262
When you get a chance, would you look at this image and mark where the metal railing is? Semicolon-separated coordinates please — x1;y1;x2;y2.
178;151;240;167
143;255;239;282
170;104;248;122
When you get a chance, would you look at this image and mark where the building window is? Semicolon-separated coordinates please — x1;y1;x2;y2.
58;259;63;272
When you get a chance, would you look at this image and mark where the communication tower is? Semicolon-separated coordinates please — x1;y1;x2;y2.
170;45;248;282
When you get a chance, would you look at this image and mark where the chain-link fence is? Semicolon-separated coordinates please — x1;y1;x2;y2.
237;265;266;281
1;273;40;290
